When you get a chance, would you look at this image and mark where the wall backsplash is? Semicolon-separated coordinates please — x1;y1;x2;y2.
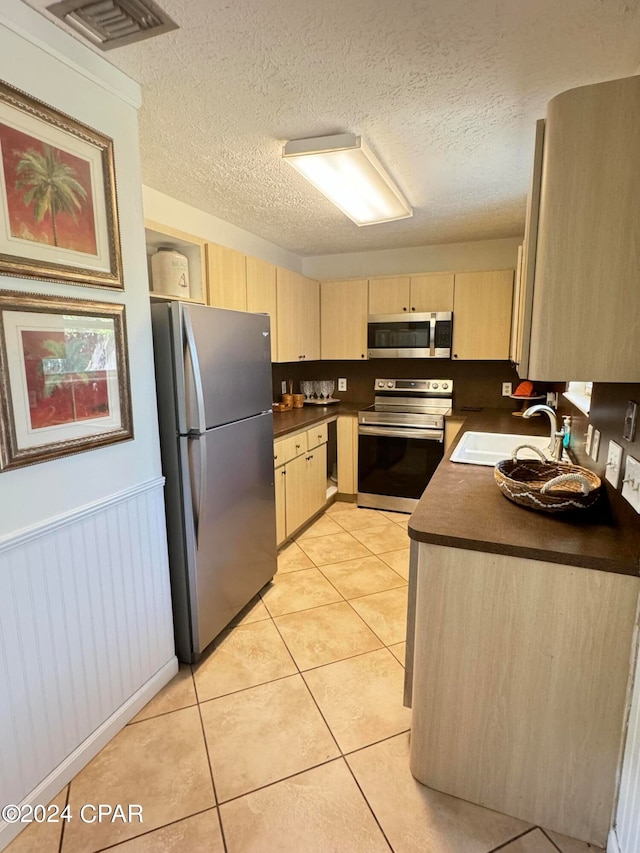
272;359;524;411
559;382;640;531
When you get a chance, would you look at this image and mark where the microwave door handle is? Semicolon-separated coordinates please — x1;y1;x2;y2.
183;307;207;434
430;314;436;357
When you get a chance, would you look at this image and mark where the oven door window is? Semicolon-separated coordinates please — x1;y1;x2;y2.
358;430;443;499
367;320;431;350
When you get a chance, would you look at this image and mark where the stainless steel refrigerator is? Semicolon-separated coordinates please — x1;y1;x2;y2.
151;301;276;663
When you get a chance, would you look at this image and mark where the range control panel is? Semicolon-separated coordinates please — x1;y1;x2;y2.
374;378;453;394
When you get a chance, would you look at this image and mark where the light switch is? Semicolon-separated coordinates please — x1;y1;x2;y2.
585;424;593;456
591;429;601;462
605;441;623;488
622;456;640;513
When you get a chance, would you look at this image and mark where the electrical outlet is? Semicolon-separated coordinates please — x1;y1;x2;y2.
546;391;558;407
622;455;640;513
502;382;512;396
585;424;593;455
338;378;347;392
281;380;287;395
591;429;601;461
605;441;623;488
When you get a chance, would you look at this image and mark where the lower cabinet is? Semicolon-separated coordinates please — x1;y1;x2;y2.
274;428;328;546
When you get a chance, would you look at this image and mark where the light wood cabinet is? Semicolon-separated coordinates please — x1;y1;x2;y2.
409;542;640;847
320;279;368;360
306;423;328;451
522;75;640;381
368;274;454;315
206;243;247;311
368;276;410;314
308;443;328;518
452;270;514;360
276;269;320;363
408;274;454;312
444;417;465;455
274;466;286;545
513;119;544;375
246;256;278;361
337;415;358;496
274;428;328;545
284;453;310;536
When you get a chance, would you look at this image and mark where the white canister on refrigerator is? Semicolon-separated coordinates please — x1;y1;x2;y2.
151;247;190;298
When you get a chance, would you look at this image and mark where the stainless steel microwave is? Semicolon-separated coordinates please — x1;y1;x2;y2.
367;312;453;358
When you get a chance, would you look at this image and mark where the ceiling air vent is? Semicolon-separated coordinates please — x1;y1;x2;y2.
47;0;178;50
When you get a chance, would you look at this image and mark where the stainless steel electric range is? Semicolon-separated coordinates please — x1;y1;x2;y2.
357;378;453;513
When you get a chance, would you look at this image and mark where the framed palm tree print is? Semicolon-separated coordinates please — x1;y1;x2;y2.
0;81;123;289
0;291;133;470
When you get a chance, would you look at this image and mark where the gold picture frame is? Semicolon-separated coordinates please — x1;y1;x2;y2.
0;291;133;470
0;80;123;289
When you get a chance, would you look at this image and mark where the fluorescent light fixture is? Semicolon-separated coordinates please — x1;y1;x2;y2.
283;133;412;226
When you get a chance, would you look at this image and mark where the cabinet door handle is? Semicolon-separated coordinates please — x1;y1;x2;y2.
411;306;416;311
453;353;458;359
361;353;365;358
295;443;301;449
403;306;407;311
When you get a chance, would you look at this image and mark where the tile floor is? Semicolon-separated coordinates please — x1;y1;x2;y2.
8;501;603;853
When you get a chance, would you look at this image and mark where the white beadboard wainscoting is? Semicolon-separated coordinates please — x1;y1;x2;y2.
0;479;177;851
611;623;640;853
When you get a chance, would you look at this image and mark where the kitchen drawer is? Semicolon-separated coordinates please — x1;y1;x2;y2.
306;423;328;451
274;433;306;467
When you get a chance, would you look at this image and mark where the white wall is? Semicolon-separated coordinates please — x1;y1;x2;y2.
143;185;304;273
0;5;175;848
302;236;521;280
0;4;163;537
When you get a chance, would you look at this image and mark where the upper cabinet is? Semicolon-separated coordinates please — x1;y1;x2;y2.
452;270;514;360
368;274;454;314
276;269;320;362
246;257;278;361
408;274;454;312
320;279;368;360
368;276;411;313
206;243;247;311
519;75;640;382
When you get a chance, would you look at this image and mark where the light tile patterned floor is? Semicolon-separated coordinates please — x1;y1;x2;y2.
7;501;604;853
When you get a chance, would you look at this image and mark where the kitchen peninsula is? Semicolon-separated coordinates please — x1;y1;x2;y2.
405;410;640;848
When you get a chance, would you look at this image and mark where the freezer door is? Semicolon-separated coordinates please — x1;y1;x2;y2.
176;302;272;432
184;411;276;657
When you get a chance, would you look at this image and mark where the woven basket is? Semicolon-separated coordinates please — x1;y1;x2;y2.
494;445;602;513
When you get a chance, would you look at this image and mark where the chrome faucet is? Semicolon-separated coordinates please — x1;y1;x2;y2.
522;404;570;461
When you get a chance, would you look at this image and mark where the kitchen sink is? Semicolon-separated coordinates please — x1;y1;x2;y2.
450;431;552;466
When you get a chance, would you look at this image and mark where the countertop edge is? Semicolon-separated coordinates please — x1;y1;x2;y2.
273;402;361;438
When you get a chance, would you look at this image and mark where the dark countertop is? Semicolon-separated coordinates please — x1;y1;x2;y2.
273;401;362;438
408;409;640;576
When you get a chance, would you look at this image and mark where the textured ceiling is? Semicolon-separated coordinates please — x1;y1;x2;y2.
23;0;640;255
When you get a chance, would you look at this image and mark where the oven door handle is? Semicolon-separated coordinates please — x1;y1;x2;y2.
358;425;444;441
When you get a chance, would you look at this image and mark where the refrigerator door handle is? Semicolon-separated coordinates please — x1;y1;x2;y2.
193;435;207;545
183;307;207;434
